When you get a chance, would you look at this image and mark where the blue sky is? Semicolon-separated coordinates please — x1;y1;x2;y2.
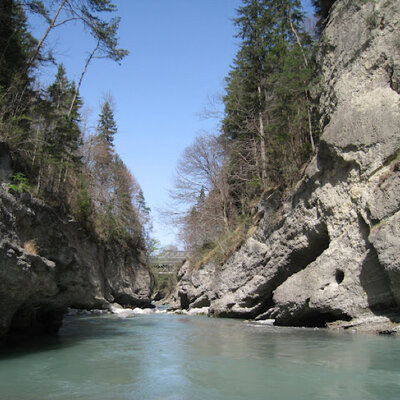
30;0;314;248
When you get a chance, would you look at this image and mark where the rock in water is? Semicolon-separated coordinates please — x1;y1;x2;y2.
176;0;400;328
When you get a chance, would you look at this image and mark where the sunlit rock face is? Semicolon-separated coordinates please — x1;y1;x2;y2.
0;151;153;343
176;0;400;328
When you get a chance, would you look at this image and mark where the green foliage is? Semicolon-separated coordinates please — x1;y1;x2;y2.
176;0;319;256
312;0;337;31
22;1;49;20
189;224;249;270
222;0;315;203
86;0;117;13
151;266;177;300
135;189;151;216
146;237;161;258
0;0;145;251
91;17;129;62
30;64;83;202
0;0;36;90
7;172;30;193
0;0;37;145
73;178;92;223
25;0;127;69
97;100;117;145
246;175;262;192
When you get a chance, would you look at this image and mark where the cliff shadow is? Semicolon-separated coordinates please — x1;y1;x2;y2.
0;315;131;360
359;216;400;322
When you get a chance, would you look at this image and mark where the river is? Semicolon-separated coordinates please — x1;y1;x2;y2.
0;312;399;400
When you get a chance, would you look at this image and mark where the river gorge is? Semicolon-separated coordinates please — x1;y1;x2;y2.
1;311;400;400
1;0;400;398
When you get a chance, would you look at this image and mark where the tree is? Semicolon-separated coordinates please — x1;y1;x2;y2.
169;134;233;251
0;0;37;143
97;98;117;145
135;189;151;217
171;135;230;223
0;1;143;249
68;17;128;115
175;0;318;256
36;64;82;197
26;0;125;66
22;0;128;114
223;0;314;195
112;155;142;239
81;100;146;243
0;0;35;90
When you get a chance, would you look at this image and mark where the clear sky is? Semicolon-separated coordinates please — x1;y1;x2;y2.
29;0;314;249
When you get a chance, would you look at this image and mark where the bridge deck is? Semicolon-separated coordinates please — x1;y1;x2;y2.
150;251;189;270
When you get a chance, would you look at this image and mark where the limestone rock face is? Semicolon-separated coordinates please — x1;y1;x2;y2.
0;170;153;342
176;0;400;327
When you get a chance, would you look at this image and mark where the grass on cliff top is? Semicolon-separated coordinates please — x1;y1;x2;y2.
187;188;281;271
23;239;39;255
189;222;256;271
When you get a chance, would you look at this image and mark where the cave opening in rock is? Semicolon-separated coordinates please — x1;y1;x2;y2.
179;292;190;310
335;269;345;284
279;311;352;328
8;306;64;342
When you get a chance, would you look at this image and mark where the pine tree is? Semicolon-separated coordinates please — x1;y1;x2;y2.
112;155;139;238
135;189;151;216
26;0;126;68
46;64;82;162
97;100;117;145
37;64;82;197
0;0;37;143
222;0;314;204
0;0;35;90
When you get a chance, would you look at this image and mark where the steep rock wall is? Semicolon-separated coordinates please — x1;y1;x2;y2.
176;0;400;328
0;147;153;342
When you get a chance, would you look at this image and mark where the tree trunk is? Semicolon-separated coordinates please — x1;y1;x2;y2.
28;0;68;68
218;186;229;230
68;41;100;116
258;85;267;186
36;164;42;194
288;8;316;153
32;124;41;167
251;137;260;180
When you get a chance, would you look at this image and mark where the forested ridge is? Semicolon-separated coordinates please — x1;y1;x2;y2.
0;0;150;248
172;0;337;261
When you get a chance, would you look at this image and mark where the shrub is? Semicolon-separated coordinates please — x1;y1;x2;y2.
7;172;30;193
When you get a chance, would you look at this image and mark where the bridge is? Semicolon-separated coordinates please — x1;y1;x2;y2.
150;250;189;273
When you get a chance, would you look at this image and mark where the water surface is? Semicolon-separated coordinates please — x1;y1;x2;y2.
0;313;400;400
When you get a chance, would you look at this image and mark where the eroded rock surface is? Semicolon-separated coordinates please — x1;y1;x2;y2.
176;0;400;328
0;157;153;342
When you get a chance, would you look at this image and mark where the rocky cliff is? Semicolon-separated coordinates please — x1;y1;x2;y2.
176;0;400;329
0;146;153;343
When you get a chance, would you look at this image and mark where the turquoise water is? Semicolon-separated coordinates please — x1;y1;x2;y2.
1;313;400;400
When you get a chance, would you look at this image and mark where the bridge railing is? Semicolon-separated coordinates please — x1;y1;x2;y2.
150;252;189;272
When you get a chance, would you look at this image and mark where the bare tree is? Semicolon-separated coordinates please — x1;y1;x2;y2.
168;133;234;251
